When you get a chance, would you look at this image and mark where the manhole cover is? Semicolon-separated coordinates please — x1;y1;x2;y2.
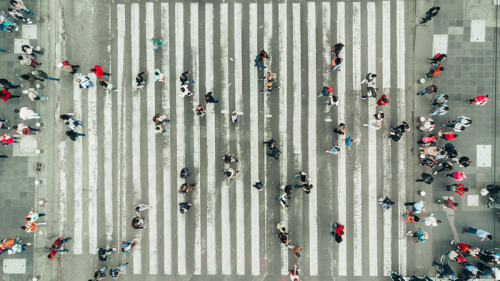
20;136;37;152
33;162;44;173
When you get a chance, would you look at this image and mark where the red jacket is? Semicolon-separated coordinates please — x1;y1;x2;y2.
444;133;455;140
454;184;466;196
62;60;70;66
93;65;103;79
336;224;344;236
377;95;389;106
1;89;10;101
48;249;57;259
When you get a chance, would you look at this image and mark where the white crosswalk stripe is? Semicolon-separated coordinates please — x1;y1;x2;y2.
57;1;410;278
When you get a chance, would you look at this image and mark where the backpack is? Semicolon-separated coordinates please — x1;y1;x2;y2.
444;143;455;151
434;53;441;59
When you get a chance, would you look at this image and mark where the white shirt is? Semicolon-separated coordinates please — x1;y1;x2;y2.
79;75;91;88
423;215;438;226
179;85;190;97
457;116;471;127
19;107;38;120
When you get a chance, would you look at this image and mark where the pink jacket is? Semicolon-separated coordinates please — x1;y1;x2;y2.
453;171;466;181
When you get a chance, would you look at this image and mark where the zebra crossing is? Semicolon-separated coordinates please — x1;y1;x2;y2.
56;1;410;278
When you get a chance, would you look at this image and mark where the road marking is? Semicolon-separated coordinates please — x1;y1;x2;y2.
279;3;288;276
131;3;141;274
352;2;362;276
73;74;83;255
293;3;301;158
250;3;260;276
337;2;347;276
87;74;98;255
367;2;378;276
397;0;407;275
307;2;318;276
382;1;392;276
160;3;172;275
59;141;66;236
234;3;245;275
145;2;158;275
205;3;216;275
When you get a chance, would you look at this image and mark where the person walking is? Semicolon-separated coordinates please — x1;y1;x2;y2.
360;73;376;85
295;183;313;194
361;87;378;99
224;167;238;179
204;92;219;103
374;111;384;122
462;228;492;241
415;173;433;185
436;130;458;141
418;118;435;132
0;78;22;89
136;71;148;88
263;139;276;149
21;45;41;56
287;245;302;258
179;70;195;85
48;247;68;260
109;263;129;279
31;70;59;82
363;120;382;130
317;86;333;98
222;153;238;164
376;95;389;106
331;222;344;243
428;105;449;116
151;37;167;50
14;123;39;135
431;94;448;106
0;134;18;146
445;183;468;196
295;172;309;183
278;184;293;196
288;264;300;281
330;43;344;57
276;193;290;209
253;180;264;191
135;203;152;217
418;214;441;227
153;69;166;83
7;243;31;255
404;200;427;214
121;240;136;254
98;247;116;261
327;95;340;106
179;202;192;214
419;7;440;24
179;84;193;97
442;123;466;133
64;118;85;131
259;48;269;60
99;79;117;91
52;237;71;250
466;95;489;106
452;156;472;168
433;161;453;175
25;207;44;222
196;104;206;118
446;116;472;127
76;75;93;88
231;111;238;124
333;123;348;135
11;0;35;16
0;88;21;101
91;65;111;80
179;183;195;194
152;113;170;125
131;216;145;229
180;167;190;179
429;53;447;65
19;55;40;68
94;266;108;281
57;60;79;74
267;146;281;160
254;55;266;70
326;144;341;155
65;131;85;141
424;63;444;81
417;85;437;95
341;136;356;150
8;8;31;24
21;221;45;233
331;56;343;71
445;171;466;181
436;196;459;210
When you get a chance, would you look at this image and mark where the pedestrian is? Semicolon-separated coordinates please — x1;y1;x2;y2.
153;69;165;83
363;120;382;130
333;123;348;135
109;263;129;279
204;92;219;103
94;266;108;281
51;237;71;250
436;130;458;141
415;173;434;185
436;196;459;210
287;245;302;258
429;53;447;65
152;113;170;125
196;104;206;118
341;136;355;150
424;63;444;81
76;75;93;88
277;231;291;245
326;144;341;155
376;95;389;106
276;193;290;209
179;202;192;214
231;111;238;124
480;267;500;279
21;221;45;233
374;111;384;121
91;65;111;80
151;37;167;50
15;124;38;135
263;139;276;149
295;183;313;195
431;94;448;106
331;222;344;243
253;180;264;191
418;155;437;169
135;203;152;217
179;183;195;194
0;12;19;31
378;196;395;209
417;85;437;95
57;60;79;74
135;71;148;88
419;7;440;24
0;237;21;253
433;161;453;175
0;88;21;101
327;95;340;107
99;79;117;91
442;123;466;133
254;55;266;70
17;54;40;68
179;70;195;85
131;216;145;229
180;167;190;179
446;115;472;128
407;229;428;243
178;84;193;97
360;73;376;85
445;171;466;181
445;183;468;196
65;130;85;141
259;48;269;60
428;105;449;116
11;0;35;15
295;172;309;183
0;78;21;89
21;45;41;56
289;264;300;281
64;118;85;130
267;146;281;160
452;156;472;168
260;81;279;93
31;70;59;81
98;247;116;261
466;95;489;106
331;56;343;71
330;43;345;57
404;200;427;214
8;8;31;24
224;167;238;179
259;70;276;82
278;184;293;196
7;243;31;255
418;118;435;132
462;228;492;241
402;212;420;223
388;131;403;142
48;247;68;260
361;87;378;99
0;22;13;33
0;120;10;130
0;134;18;146
317;86;333;98
420;146;446;159
418;214;441;227
222;153;238;164
121;240;136;254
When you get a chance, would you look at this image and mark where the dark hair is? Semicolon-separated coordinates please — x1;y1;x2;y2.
8;8;13;12
443;95;449;99
485;95;489;98
258;57;263;62
436;220;442;224
349;138;354;142
432;85;438;91
20;74;30;80
372;74;377;78
487;235;493;240
340;231;344;235
439;67;444;71
454;203;459;207
26;217;31;221
51;245;56;249
443;107;449;111
430;121;435;125
135;206;140;211
155;71;159;75
436;7;440;10
382;97;388;102
21;226;26;230
14;109;19;113
441;54;447;59
389;201;395;205
18;56;23;60
12;125;18;130
467;120;473;124
332;95;338;101
226;171;231;177
180;87;185;92
453;134;458;138
463;188;469;191
380;113;385;118
90;68;96;72
47;255;52;258
414;216;421;222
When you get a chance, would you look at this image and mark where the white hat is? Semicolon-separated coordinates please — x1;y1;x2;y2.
7;249;13;255
57;63;63;68
22;90;28;94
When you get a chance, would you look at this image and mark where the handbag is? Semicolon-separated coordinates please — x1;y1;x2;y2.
22;128;30;134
